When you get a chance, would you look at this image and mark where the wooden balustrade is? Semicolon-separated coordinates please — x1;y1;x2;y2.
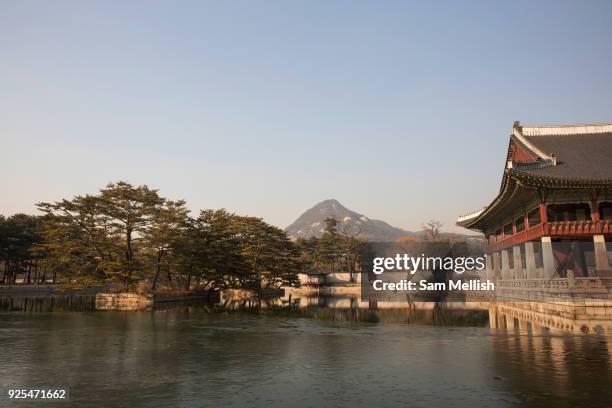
485;224;545;253
486;219;611;253
548;219;612;236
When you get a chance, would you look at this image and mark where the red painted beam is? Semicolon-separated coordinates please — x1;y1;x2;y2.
486;220;612;254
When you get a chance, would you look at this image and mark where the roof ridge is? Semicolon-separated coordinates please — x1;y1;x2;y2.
520;123;612;136
520;122;612;128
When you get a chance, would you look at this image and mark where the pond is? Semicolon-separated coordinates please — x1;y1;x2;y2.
1;296;611;407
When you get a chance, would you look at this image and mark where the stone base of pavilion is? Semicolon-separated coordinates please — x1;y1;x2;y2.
485;275;612;334
496;276;612;297
489;299;612;335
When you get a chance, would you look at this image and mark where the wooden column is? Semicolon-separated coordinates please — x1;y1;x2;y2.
591;199;600;221
539;202;548;224
539;197;555;279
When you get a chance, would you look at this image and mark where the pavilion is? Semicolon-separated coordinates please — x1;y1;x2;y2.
457;121;612;287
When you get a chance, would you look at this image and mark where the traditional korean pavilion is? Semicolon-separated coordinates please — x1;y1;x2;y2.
457;121;612;283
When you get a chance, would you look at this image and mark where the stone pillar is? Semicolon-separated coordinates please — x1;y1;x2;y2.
541;236;556;279
499;314;507;329
506;315;516;330
594;235;610;275
485;254;494;280
513;245;523;279
489;307;498;329
492;252;501;279
501;249;510;279
525;242;537;279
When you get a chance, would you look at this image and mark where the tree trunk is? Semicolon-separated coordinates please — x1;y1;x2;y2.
11;259;17;283
33;259;39;284
3;256;10;284
26;263;32;284
126;228;133;278
151;250;163;291
184;265;192;291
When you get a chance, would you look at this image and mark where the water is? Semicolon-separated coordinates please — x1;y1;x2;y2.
1;298;611;407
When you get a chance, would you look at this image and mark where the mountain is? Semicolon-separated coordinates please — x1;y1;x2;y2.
285;199;414;242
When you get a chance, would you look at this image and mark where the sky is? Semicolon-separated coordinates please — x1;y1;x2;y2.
1;1;611;233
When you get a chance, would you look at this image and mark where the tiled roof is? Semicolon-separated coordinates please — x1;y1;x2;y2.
515;127;612;181
519;132;612;179
457;121;612;229
508;123;612;181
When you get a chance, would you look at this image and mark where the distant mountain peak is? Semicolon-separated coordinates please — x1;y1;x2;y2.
312;198;343;209
285;199;412;241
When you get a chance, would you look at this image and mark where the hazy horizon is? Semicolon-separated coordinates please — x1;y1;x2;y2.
2;1;612;233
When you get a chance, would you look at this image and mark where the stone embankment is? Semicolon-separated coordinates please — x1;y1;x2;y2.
95;291;211;311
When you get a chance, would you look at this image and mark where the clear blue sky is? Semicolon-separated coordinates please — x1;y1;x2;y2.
1;1;611;233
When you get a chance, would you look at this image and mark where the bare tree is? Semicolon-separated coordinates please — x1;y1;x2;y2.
422;219;442;241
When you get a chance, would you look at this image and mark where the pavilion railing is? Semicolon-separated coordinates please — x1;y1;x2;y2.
486;220;612;253
496;277;612;290
486;224;544;253
548;220;611;236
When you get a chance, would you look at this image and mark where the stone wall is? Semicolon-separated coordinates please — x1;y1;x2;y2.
220;288;284;303
95;292;210;311
490;300;612;334
285;285;361;296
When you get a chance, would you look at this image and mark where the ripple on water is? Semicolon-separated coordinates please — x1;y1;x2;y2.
0;307;611;407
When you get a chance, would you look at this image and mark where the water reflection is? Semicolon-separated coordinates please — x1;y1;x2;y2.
1;295;611;407
219;293;489;326
487;325;612;407
0;295;96;312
